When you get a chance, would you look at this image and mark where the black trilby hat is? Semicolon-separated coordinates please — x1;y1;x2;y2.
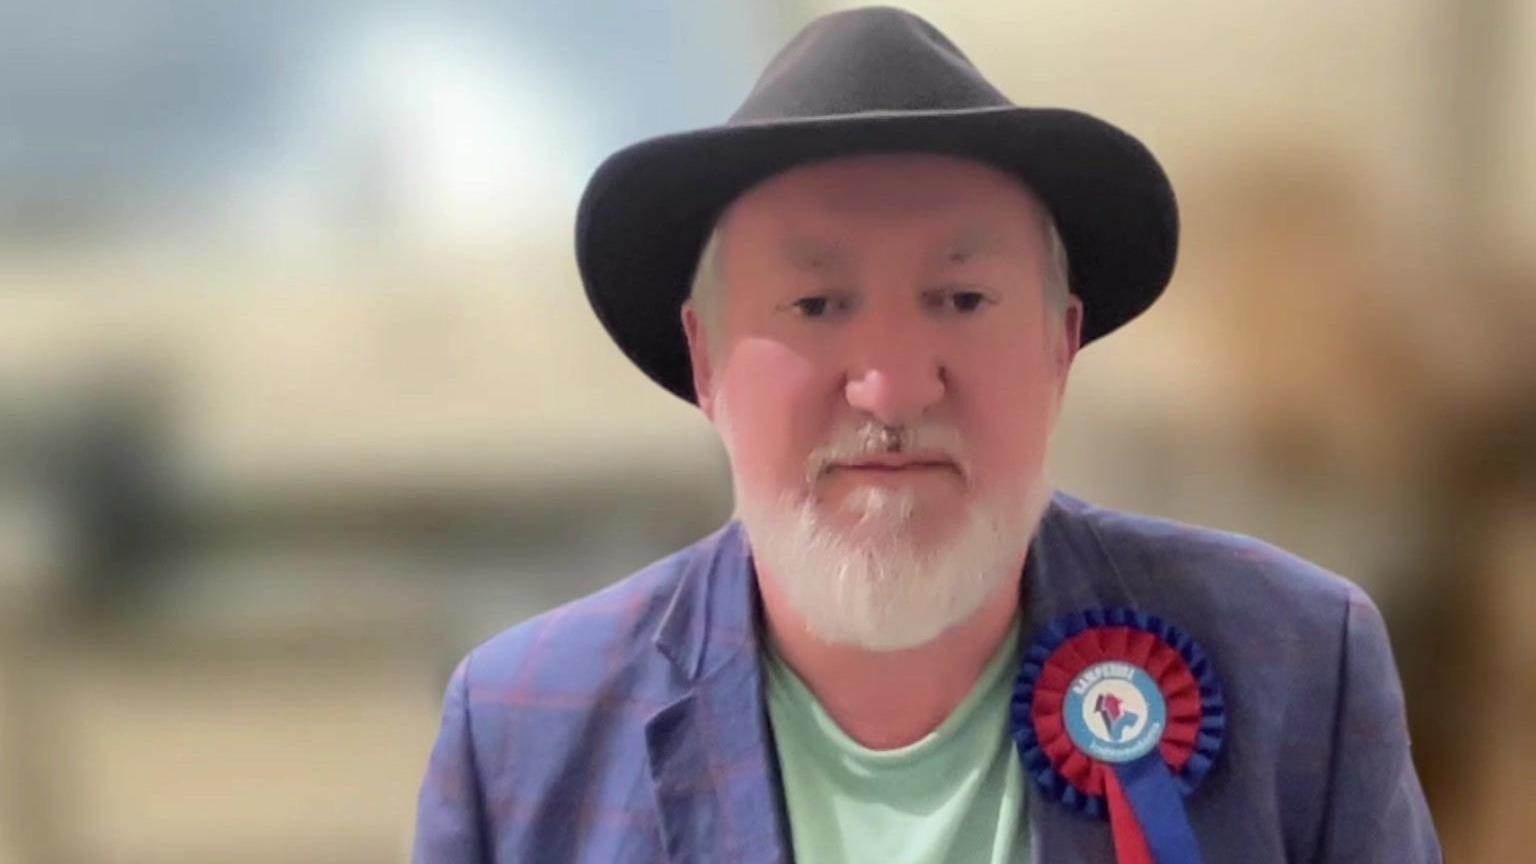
576;5;1178;404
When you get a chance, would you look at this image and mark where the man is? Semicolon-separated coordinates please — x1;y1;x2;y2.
414;7;1439;863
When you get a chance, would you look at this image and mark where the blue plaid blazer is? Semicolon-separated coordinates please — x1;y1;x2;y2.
413;493;1440;862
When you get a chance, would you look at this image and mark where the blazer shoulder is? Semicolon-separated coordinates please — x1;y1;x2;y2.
425;528;733;861
1054;493;1367;632
1044;500;1431;857
457;527;718;702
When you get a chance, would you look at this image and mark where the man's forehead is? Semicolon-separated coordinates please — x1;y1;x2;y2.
775;223;1014;273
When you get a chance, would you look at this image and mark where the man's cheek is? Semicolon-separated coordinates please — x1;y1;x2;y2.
731;334;822;401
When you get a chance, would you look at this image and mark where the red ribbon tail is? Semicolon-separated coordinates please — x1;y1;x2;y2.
1104;768;1156;864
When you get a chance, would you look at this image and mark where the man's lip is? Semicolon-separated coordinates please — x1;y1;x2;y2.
829;457;957;471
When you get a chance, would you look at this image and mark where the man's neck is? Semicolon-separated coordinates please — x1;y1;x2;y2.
758;567;1025;750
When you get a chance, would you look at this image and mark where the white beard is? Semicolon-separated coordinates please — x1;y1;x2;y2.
716;397;1054;652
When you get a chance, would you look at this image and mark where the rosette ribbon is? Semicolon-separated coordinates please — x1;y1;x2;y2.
1010;608;1225;864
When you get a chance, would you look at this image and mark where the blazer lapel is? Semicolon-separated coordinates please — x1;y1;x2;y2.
1023;493;1149;862
644;521;791;864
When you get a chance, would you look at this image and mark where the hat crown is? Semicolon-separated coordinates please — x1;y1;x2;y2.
730;7;1011;124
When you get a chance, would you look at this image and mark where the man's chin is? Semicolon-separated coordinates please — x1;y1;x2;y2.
816;487;950;541
821;508;960;552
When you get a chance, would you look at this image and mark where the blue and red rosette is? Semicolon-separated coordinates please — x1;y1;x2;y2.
1011;608;1226;864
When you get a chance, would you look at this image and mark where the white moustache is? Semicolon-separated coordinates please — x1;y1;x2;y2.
806;421;971;485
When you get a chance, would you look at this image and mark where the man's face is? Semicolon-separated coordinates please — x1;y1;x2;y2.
683;153;1082;649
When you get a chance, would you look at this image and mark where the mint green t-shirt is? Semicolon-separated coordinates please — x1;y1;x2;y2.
764;620;1031;864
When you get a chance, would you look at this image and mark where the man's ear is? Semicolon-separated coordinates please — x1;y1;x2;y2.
1055;295;1084;382
681;301;718;420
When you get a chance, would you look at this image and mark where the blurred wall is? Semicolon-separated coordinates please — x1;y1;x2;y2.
1;1;1531;861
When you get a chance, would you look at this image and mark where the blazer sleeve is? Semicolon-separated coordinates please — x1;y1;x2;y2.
1316;587;1442;863
414;654;491;864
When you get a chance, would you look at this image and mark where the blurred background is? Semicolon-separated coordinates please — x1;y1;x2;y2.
1;0;1532;860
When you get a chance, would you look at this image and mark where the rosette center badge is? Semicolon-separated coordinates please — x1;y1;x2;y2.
1065;661;1168;763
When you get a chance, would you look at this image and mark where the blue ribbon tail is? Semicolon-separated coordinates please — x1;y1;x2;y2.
1112;753;1204;864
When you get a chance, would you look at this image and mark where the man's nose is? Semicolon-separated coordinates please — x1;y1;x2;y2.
842;328;947;427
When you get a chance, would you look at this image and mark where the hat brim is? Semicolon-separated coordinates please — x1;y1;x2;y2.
575;105;1178;404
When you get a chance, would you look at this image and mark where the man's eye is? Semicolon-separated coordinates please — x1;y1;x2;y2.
925;289;991;314
951;291;988;313
791;296;844;318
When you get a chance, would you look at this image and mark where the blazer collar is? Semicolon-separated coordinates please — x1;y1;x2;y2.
1022;492;1144;630
651;519;755;683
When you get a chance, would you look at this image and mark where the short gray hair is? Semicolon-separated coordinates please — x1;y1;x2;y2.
686;212;1072;353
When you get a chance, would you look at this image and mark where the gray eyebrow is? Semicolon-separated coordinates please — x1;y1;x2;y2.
776;226;1011;275
942;227;1007;265
780;236;849;275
